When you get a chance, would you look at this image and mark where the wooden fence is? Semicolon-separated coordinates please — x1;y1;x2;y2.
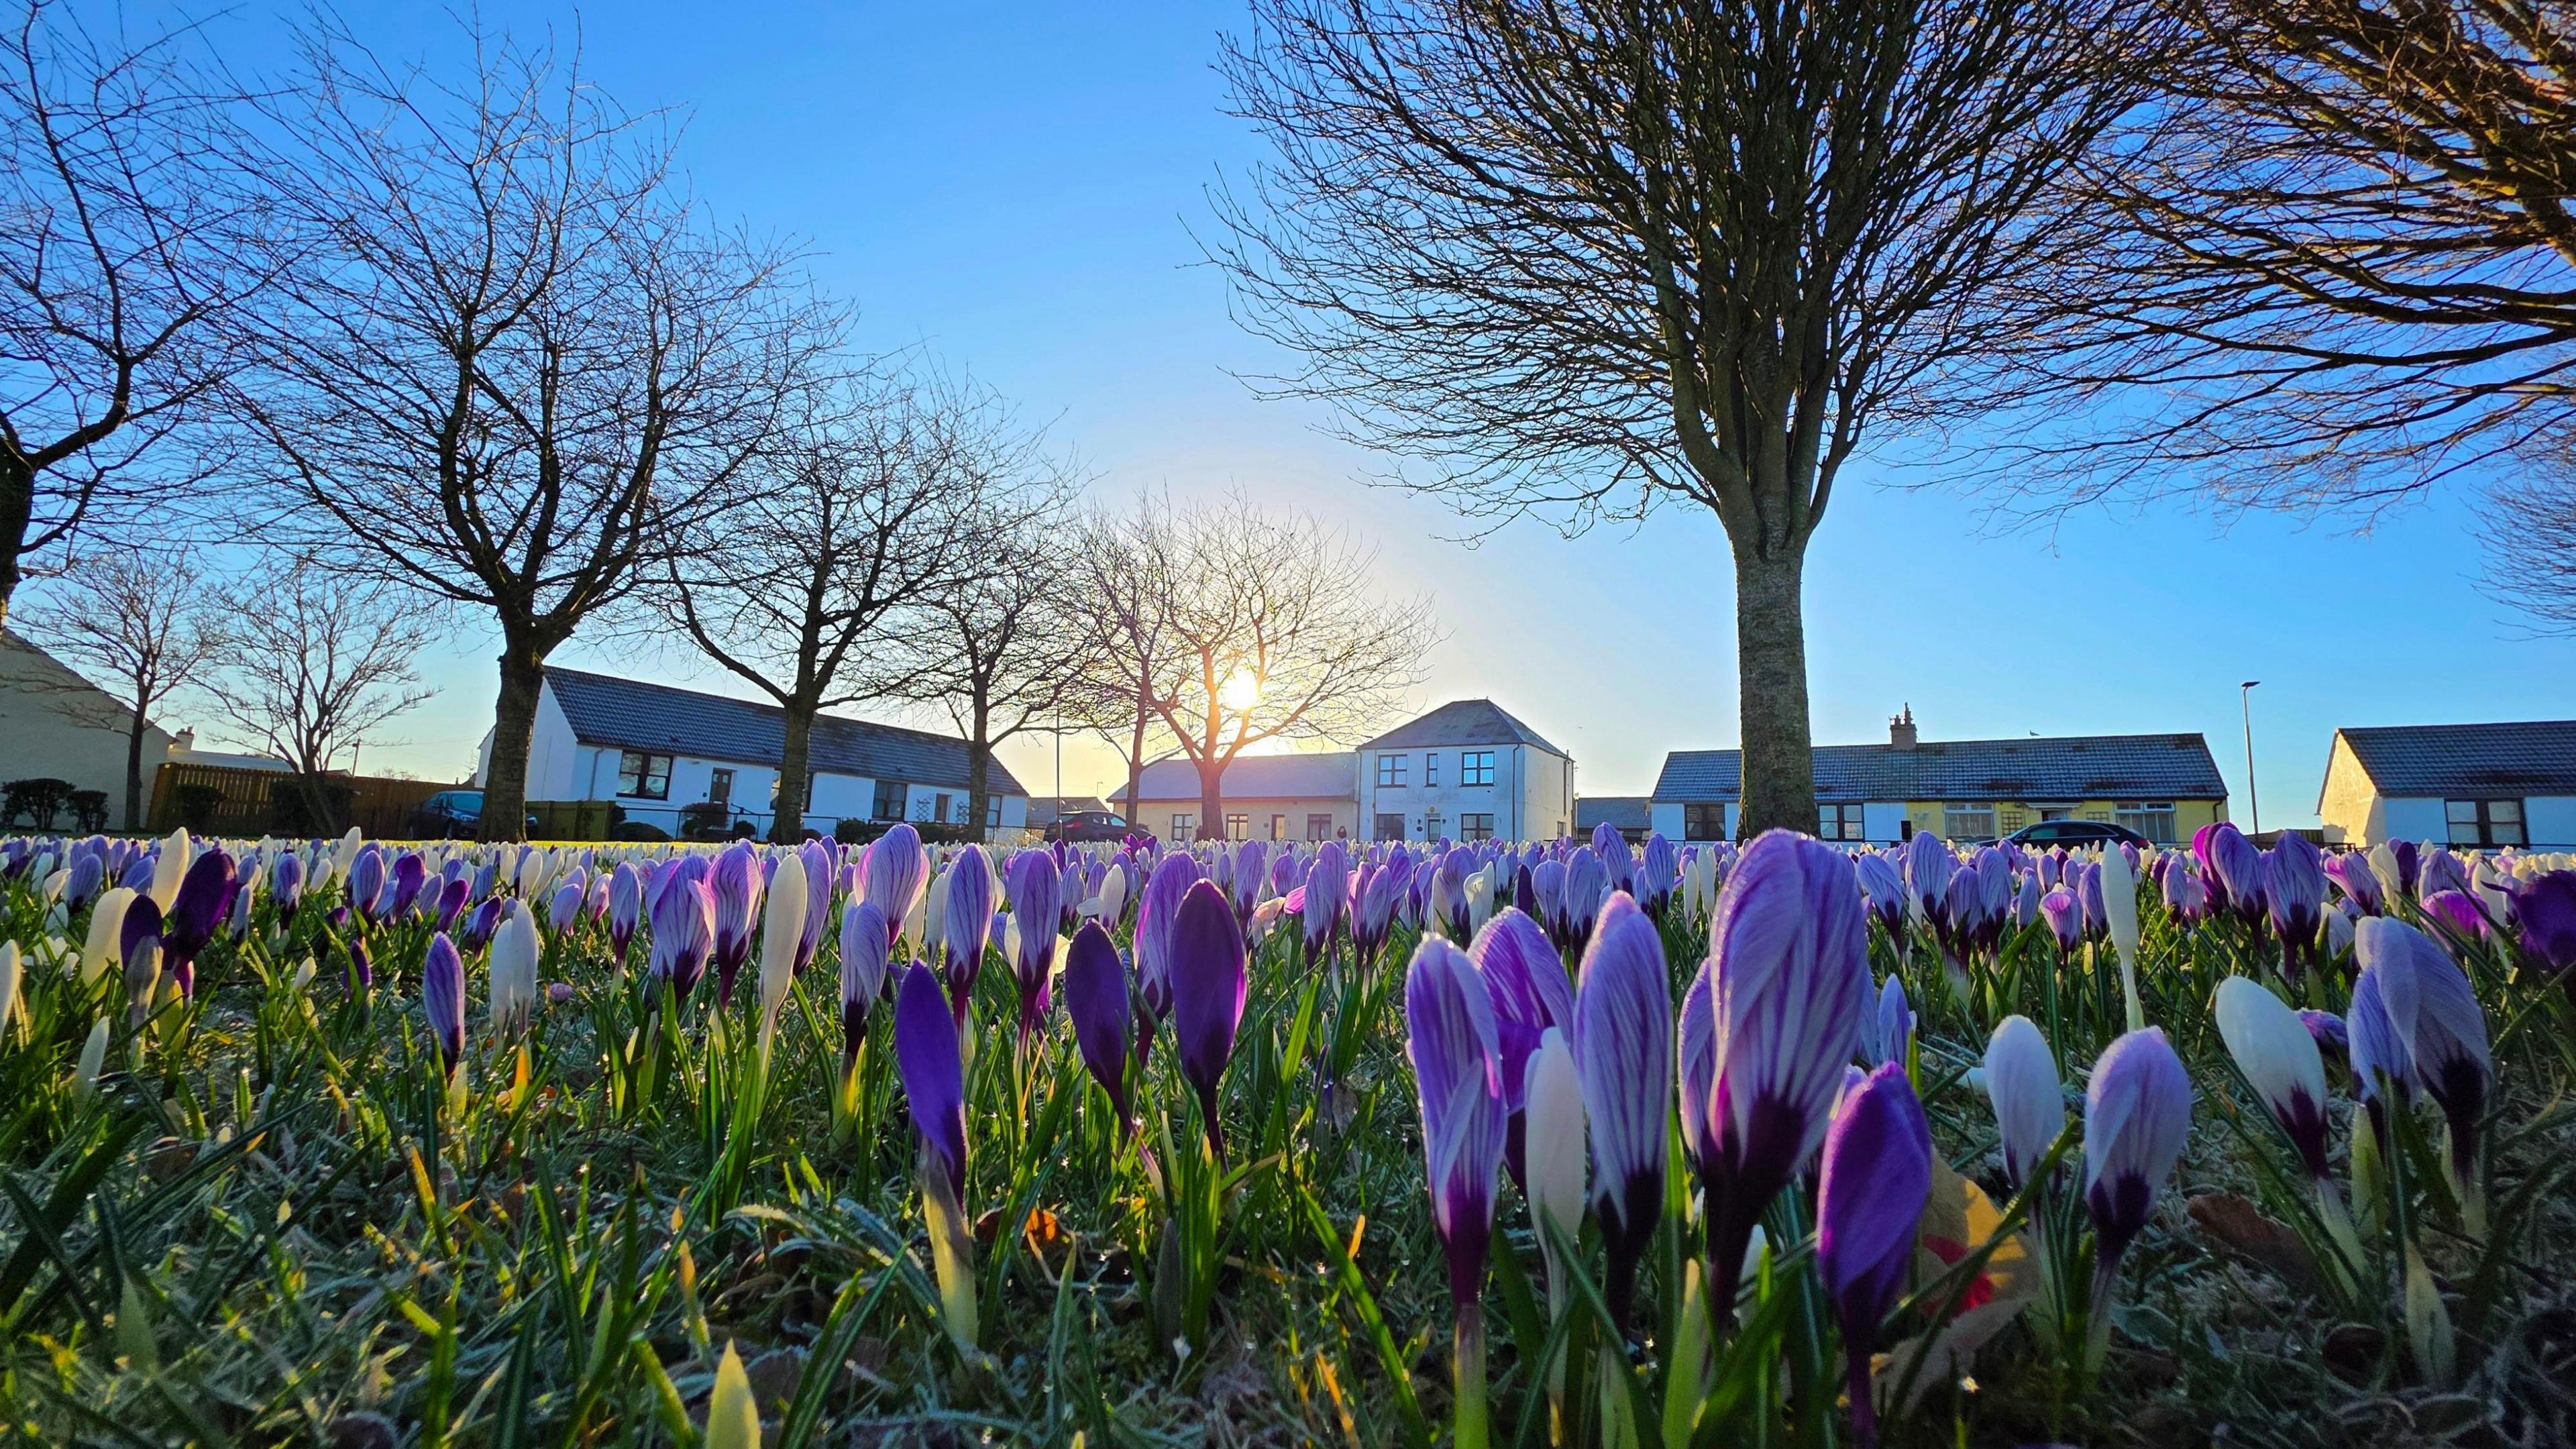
148;762;450;839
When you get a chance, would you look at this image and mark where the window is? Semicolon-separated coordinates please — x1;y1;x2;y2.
987;797;1002;828
1307;813;1333;841
708;767;734;807
1374;812;1406;841
2447;798;2525;848
1460;812;1495;841
1376;753;1408;788
616;751;673;801
1226;813;1250;840
1684;802;1727;842
1271;814;1288;841
1462;751;1496;787
871;779;909;821
1424;753;1440;786
1942;802;1996;839
1819;803;1864;841
2114;801;2178;844
1171;813;1197;838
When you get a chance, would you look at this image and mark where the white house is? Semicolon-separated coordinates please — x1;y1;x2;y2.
1355;700;1576;843
473;666;1030;839
1110;752;1361;843
0;627;173;830
2317;720;2576;850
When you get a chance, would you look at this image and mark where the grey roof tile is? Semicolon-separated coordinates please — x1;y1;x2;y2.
1574;796;1652;832
1358;699;1567;755
2337;720;2576;798
1652;732;2226;803
1110;752;1358;804
544;667;1024;796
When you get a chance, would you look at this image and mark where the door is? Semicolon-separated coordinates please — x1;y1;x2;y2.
708;768;733;808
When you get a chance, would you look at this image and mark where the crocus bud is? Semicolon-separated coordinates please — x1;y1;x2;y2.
2355;916;2492;1203
150;828;191;912
1816;1062;1933;1449
893;961;974;1348
488;906;539;1034
757;851;806;1046
2214;977;2330;1179
1700;830;1872;1316
1983;1014;2063;1189
939;846;994;1027
121;896;164;1023
1874;973;1913;1069
2516;870;2576;981
1404;935;1504;1309
80;887;135;987
1005;848;1063;1045
2040;886;2080;955
2265;832;2326;976
1468;906;1572;1183
707;844;764;1007
1523;1026;1585;1318
1572;892;1671;1329
2100;843;2143;1030
423;932;466;1080
1171;879;1248;1160
2083;1026;2192;1265
862;824;928;947
1063;920;1133;1128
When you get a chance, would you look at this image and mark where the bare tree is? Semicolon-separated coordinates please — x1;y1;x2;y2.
1064;493;1186;828
1;0;262;625
208;559;433;831
896;494;1093;839
661;370;1048;841
1996;0;2576;511
1138;496;1432;841
1210;0;2161;835
227;17;820;841
15;545;222;827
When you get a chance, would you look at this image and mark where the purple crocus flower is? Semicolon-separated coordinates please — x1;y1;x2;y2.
1558;850;1607;953
423;932;466;1080
647;873;716;1003
2299;1008;2349;1063
1902;830;1952;922
862;824;928;950
389;852;428;920
1874;974;1913;1069
1468;907;1572;1182
1063;920;1133;1128
606;863;643;967
797;839;836;973
460;896;504;955
2215;977;2331;1180
2325;852;2384;916
1678;961;1718;1175
121;894;165;1011
162;849;237;1000
1169;879;1248;1160
347;847;387;926
2076;861;2106;943
706;844;765;1006
433;875;471;934
840;900;890;1079
894;961;968;1204
2040;885;2080;955
1303;844;1350;965
2083;1027;2192;1266
1572;891;1672;1330
1853;852;1905;939
2264;832;2326;975
2515;870;2576;984
1700;830;1872;1316
1005;848;1063;1044
1232;839;1267;922
2205;824;2266;928
2388;839;2421;898
940;846;994;1026
1352;858;1399;971
1404;934;1505;1310
2354;916;2492;1186
65;852;103;914
2419;847;2470;901
1816;1063;1933;1449
1131;851;1201;1061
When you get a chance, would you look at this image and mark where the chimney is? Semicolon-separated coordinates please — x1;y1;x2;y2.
1888;705;1917;751
172;727;196;755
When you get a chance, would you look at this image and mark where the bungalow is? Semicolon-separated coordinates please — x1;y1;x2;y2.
1356;699;1576;843
1110;753;1359;843
2316;720;2576;850
1650;707;2229;846
1574;795;1652;845
474;666;1028;839
0;627;172;830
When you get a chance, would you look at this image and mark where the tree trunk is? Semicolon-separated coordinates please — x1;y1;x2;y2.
965;737;991;842
774;701;814;843
1733;545;1816;840
481;641;546;843
1123;690;1149;835
0;455;30;631
125;700;149;833
1198;756;1226;842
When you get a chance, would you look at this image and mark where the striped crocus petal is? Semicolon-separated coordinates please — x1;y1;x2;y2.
1705;830;1872;1311
894;962;967;1202
1006;848;1063;1040
1874;973;1913;1069
1405;935;1504;1307
707;844;765;1004
2214;977;2331;1179
647;875;715;1001
1573;891;1672;1326
861;824;928;944
841;901;890;1059
1815;1061;1933;1449
423;931;466;1075
1677;961;1717;1174
797;840;836;972
2082;1027;2192;1261
1132;851;1203;1024
1468;906;1572;1118
1063;920;1132;1126
2356;916;2491;1182
941;846;994;1018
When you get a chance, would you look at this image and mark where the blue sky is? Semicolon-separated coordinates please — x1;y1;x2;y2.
158;1;2574;824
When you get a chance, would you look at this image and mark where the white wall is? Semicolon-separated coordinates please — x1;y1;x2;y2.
1648;801;1684;840
2380;797;2449;847
0;632;173;830
2525;796;2576;848
1358;742;1574;840
1862;802;1907;843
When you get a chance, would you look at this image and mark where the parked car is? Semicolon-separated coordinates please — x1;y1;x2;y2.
2002;818;2152;849
409;789;540;839
1045;809;1138;844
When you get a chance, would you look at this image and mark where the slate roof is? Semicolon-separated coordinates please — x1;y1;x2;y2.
1574;796;1652;833
1652;732;2226;803
1028;796;1112;827
1358;699;1568;756
2334;721;2576;798
543;667;1025;795
1110;752;1358;804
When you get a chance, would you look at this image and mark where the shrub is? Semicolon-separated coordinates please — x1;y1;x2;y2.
266;777;353;836
678;801;731;839
170;783;227;833
611;820;672;843
66;790;108;833
1;777;75;830
833;817;872;845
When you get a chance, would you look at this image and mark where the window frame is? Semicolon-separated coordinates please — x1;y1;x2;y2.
1818;802;1864;841
1307;813;1333;842
2112;801;2178;845
1941;801;1998;839
2446;797;2526;848
1461;750;1497;787
1424;753;1440;786
1373;812;1406;841
1682;802;1727;842
1171;812;1197;838
1375;753;1407;788
1225;812;1250;841
1460;812;1495;841
871;779;910;822
616;751;674;802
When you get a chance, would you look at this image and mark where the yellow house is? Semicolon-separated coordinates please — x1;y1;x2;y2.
1650;708;2230;845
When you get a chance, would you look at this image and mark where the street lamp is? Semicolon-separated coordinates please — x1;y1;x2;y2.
2239;680;2261;837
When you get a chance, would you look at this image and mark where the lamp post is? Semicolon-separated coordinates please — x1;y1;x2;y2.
2239;680;2262;837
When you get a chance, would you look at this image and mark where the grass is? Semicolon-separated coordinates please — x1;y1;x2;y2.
0;836;2569;1448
